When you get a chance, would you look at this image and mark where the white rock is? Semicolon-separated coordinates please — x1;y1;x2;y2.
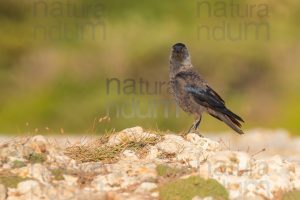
25;135;48;153
191;196;202;200
123;150;139;160
7;195;40;200
30;135;48;145
17;180;40;195
29;163;51;184
257;155;294;192
0;184;6;200
189;160;199;168
92;173;122;191
203;197;214;200
146;146;159;159
47;154;71;166
2;163;10;169
295;165;300;177
122;126;144;134
156;134;221;167
208;151;251;176
43;184;80;200
106;173;122;186
156;140;183;154
151;192;159;198
255;177;273;199
246;182;256;193
156;134;188;154
199;162;211;179
91;159;157;193
2;131;300;200
269;155;283;164
244;192;264;200
229;188;244;200
192;196;213;200
186;133;202;143
91;175;107;191
78;162;105;174
294;179;300;189
187;134;220;152
108;126;157;146
135;182;157;193
63;175;78;186
176;146;203;167
177;145;197;157
120;176;137;189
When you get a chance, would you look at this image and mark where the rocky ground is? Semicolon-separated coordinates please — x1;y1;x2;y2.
0;127;300;200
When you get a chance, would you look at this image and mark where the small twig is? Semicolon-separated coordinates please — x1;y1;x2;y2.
218;138;230;150
251;148;266;157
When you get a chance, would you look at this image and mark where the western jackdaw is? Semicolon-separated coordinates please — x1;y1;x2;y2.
169;43;244;134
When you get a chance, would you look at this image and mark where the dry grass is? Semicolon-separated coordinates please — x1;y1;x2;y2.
64;135;161;163
157;152;176;160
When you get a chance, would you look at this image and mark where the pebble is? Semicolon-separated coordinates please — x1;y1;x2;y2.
135;182;157;193
17;180;40;195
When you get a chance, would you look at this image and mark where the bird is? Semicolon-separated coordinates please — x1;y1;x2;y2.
169;43;244;135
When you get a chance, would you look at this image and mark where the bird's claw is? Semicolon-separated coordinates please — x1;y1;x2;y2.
186;129;204;137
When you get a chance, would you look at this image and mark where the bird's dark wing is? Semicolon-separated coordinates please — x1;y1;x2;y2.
174;69;244;134
175;70;244;123
175;70;224;108
185;85;225;112
185;85;244;122
206;85;225;104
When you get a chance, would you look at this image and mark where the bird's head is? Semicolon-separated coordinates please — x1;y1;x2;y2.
170;43;191;66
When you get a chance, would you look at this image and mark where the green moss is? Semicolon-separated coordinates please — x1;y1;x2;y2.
156;164;186;178
50;168;65;181
12;160;26;168
159;176;228;200
27;153;46;164
282;190;300;200
0;176;29;188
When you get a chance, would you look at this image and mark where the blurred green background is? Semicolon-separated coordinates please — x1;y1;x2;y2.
0;0;299;135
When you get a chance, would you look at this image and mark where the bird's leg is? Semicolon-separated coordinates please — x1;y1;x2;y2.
194;115;203;137
187;122;196;133
187;115;203;137
187;115;202;134
194;115;202;130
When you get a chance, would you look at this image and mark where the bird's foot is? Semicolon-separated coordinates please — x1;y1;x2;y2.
195;130;204;138
186;129;204;137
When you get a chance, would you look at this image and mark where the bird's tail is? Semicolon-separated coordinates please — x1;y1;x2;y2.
209;109;244;135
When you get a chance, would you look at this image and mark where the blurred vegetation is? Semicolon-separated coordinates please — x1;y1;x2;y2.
0;0;300;134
